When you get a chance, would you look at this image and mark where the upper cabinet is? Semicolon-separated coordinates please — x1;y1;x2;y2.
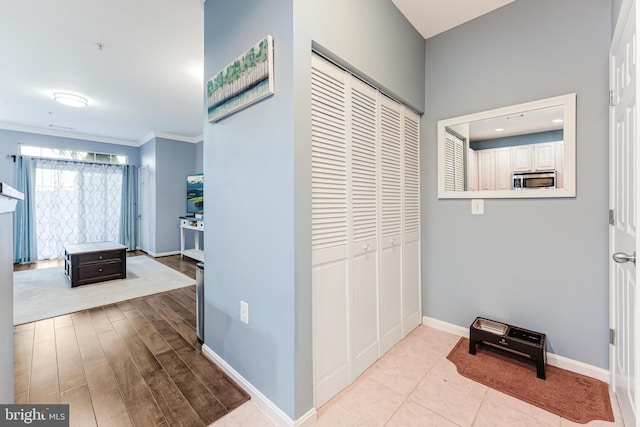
437;93;576;198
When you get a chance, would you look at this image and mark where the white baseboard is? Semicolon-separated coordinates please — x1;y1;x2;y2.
201;344;317;427
422;316;610;384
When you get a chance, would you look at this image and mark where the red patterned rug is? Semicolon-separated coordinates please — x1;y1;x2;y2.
447;338;613;424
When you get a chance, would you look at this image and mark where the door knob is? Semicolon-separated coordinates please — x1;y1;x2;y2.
613;251;636;265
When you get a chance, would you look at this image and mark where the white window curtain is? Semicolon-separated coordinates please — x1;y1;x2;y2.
34;159;123;259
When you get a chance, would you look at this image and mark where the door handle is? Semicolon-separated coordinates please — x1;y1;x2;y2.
613;251;636;265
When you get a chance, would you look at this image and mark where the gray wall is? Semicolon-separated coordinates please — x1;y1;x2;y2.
139;137;197;255
195;141;203;174
423;0;610;368
0;129;140;187
203;0;424;420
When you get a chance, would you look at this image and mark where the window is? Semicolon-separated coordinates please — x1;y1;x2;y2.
20;145;127;165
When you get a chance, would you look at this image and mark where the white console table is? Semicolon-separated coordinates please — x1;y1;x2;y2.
180;217;204;262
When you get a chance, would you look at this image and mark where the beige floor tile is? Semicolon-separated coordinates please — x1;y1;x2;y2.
386;399;459;427
474;397;557;427
330;376;405;426
314;402;360;427
410;371;487;426
483;388;561;426
208;401;275;427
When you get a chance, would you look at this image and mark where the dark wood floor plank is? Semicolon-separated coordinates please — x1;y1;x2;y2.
103;303;126;322
60;384;97;427
145;294;198;347
156;350;227;424
122;309;172;355
97;329;152;403
88;307;114;334
127;397;170;427
146;368;205;427
84;357;132;427
13;328;34;397
29;339;60;404
130;298;200;353
111;318;163;378
55;325;87;392
14;253;250;426
116;300;136;312
129;298;249;411
177;285;196;303
71;311;104;363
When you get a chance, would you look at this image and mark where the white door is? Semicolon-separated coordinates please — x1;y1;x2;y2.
610;1;639;425
138;166;149;253
379;95;403;354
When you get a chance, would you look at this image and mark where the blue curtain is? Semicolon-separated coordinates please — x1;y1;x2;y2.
13;156;37;262
119;164;137;250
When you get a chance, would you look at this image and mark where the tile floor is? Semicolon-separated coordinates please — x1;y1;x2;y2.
210;325;625;427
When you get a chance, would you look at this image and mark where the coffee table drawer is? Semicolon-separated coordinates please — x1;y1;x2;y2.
77;251;122;265
76;261;123;283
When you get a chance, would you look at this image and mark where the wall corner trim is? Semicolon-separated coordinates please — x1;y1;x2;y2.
201;344;318;427
422;316;610;384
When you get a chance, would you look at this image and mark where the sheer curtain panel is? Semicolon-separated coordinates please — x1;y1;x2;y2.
34;159;123;259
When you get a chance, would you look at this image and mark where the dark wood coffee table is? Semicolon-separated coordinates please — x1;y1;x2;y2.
64;242;127;287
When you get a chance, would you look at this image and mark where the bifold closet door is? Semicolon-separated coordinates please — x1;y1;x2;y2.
349;77;380;378
379;95;403;354
311;55;350;408
402;109;421;334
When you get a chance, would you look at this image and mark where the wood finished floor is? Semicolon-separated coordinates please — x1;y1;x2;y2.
13;253;250;427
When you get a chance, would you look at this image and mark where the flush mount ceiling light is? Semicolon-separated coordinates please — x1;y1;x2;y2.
53;92;88;108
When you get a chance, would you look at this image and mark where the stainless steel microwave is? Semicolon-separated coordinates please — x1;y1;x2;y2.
512;170;557;190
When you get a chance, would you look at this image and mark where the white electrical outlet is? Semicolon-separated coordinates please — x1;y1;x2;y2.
240;301;249;324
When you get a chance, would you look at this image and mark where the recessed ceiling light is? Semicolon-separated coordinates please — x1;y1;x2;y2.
495;128;504;132
552;119;563;123
53;92;88;108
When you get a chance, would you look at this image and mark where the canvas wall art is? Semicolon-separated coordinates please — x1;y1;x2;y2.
207;35;275;122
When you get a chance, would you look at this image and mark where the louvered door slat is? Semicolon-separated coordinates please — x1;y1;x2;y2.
404;111;420;233
311;62;347;250
380;97;402;238
350;79;378;242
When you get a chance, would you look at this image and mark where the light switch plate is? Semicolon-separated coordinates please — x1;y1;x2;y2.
471;199;484;215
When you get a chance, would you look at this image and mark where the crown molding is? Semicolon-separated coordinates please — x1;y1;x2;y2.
0;122;141;147
0;122;203;148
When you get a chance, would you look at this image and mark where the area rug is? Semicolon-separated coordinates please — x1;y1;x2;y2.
14;256;195;325
447;338;613;424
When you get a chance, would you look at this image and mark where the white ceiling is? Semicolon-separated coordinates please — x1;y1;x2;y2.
0;0;204;146
0;1;513;147
391;0;514;39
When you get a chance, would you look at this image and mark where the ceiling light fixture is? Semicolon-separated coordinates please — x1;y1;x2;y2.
495;128;505;132
53;92;88;108
552;119;563;123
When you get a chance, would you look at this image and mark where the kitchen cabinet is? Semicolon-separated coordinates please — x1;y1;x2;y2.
511;145;533;172
477;141;563;190
533;143;556;170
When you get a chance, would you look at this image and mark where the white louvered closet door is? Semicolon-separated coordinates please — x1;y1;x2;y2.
311;53;422;407
379;95;404;354
311;54;350;408
349;77;380;378
444;132;464;191
402;109;421;334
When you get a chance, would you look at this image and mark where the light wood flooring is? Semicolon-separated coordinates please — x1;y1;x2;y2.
13;253;250;427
